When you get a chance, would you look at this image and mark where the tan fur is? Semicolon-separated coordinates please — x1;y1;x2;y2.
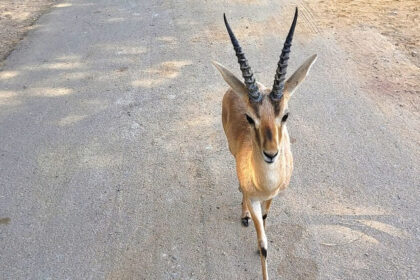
214;55;316;280
222;86;293;200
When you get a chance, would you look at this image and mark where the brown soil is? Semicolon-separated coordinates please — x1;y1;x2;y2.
0;0;55;65
302;0;419;116
305;0;419;65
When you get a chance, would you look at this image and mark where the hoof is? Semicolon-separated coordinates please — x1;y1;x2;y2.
261;247;267;258
255;248;267;258
241;217;250;227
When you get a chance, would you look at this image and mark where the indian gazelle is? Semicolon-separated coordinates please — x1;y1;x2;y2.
212;8;317;280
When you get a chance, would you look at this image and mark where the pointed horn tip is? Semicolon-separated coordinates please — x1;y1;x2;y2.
309;54;318;69
291;7;298;23
211;60;222;68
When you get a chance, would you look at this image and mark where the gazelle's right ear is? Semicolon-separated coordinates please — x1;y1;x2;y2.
284;54;317;97
212;61;248;97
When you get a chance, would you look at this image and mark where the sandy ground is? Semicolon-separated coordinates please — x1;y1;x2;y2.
305;0;419;66
0;0;55;63
302;0;419;126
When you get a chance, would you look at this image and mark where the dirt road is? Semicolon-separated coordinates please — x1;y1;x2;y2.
0;0;419;279
0;0;55;63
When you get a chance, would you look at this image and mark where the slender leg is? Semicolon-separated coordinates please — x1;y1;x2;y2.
262;199;272;228
247;199;269;280
241;194;251;227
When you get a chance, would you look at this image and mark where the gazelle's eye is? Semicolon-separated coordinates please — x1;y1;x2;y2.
282;113;289;122
245;114;255;125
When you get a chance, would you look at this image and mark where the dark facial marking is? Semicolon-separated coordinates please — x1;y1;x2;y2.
263;214;267;220
265;128;272;142
261;247;267;258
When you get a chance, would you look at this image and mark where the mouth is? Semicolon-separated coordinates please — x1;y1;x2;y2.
262;152;277;164
264;158;274;164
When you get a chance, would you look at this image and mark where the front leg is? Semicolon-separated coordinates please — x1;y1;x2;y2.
247;199;269;280
262;199;272;228
241;193;251;227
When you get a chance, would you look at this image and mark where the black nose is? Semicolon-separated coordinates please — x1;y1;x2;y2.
263;151;278;160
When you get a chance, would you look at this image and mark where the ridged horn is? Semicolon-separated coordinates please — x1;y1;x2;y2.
270;7;298;100
224;13;262;103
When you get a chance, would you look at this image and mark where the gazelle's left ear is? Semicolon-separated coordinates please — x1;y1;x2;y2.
212;60;249;98
284;54;317;97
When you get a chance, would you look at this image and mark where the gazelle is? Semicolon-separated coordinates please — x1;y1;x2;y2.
212;8;317;280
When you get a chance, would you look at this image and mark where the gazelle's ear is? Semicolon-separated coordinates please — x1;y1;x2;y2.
284;54;317;97
212;61;248;97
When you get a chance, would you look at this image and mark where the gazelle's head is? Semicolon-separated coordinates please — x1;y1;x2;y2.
213;8;317;164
